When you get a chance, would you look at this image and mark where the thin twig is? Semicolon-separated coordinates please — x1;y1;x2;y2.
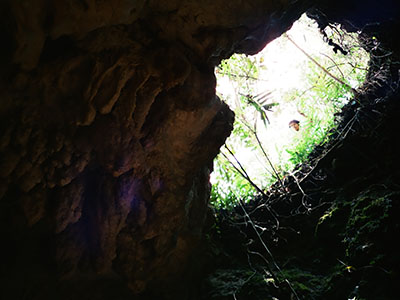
285;33;357;95
320;53;346;80
217;69;269;82
238;199;301;300
222;146;267;197
253;131;286;190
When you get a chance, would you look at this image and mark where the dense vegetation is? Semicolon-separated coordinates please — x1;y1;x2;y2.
211;15;369;208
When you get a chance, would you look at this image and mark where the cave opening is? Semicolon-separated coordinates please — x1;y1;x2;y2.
210;13;370;208
204;9;400;299
1;1;400;300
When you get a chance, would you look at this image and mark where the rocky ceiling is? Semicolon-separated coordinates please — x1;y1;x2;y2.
0;0;399;299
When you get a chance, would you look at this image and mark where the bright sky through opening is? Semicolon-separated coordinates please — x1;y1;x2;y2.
212;14;369;190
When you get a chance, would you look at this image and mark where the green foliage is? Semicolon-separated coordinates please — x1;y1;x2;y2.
276;268;327;296
210;153;257;209
205;268;277;299
211;53;267;208
211;17;369;209
343;189;396;261
218;54;262;83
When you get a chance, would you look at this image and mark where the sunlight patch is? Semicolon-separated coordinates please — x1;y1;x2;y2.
211;13;370;208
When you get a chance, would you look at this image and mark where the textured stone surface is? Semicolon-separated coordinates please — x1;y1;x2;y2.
0;0;312;298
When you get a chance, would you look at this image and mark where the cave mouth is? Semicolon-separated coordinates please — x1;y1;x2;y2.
210;13;370;208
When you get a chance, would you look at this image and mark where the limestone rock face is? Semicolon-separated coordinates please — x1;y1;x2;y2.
0;0;310;298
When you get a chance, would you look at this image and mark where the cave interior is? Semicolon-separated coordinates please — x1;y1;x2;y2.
0;0;399;299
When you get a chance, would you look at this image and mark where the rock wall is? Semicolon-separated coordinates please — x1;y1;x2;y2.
0;0;312;298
